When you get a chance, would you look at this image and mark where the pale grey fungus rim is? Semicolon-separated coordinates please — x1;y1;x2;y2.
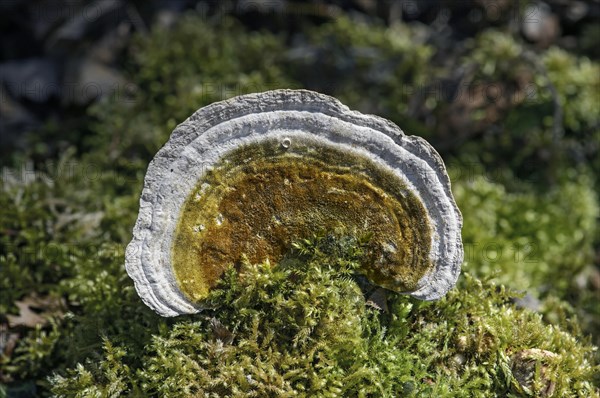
125;89;464;317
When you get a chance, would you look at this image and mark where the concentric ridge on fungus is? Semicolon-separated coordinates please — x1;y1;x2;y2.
125;89;463;317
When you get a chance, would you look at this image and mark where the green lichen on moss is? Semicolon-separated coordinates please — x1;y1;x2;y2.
172;139;432;302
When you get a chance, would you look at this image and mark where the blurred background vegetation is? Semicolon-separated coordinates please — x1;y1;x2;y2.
1;0;598;396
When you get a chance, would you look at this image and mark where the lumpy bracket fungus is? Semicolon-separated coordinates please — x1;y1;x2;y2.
125;90;463;316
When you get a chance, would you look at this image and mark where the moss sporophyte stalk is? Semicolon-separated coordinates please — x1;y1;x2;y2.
172;139;432;302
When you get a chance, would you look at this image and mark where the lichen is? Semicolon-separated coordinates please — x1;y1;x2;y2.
172;138;432;302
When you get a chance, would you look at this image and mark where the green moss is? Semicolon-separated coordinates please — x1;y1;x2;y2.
453;170;598;294
173;139;432;301
50;236;599;397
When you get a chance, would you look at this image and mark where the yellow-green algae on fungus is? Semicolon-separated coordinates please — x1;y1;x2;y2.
173;139;432;301
125;89;463;317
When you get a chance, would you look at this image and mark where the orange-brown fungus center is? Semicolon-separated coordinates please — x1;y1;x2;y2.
172;139;432;301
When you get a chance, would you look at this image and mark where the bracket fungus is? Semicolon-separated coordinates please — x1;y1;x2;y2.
125;89;463;317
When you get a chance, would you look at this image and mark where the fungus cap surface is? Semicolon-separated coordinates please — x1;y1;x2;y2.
125;89;463;316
